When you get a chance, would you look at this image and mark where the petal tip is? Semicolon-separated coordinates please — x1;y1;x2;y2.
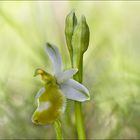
86;96;90;101
83;95;90;102
45;42;56;51
46;42;50;47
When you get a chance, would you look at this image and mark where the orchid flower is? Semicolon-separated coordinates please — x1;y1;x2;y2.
32;43;90;125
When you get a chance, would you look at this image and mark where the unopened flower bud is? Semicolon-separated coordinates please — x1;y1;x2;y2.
72;15;90;55
65;10;77;56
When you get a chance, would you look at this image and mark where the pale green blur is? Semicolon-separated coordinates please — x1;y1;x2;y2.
0;1;140;139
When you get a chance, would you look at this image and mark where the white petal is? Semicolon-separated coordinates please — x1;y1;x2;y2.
56;68;78;84
67;79;89;95
60;79;90;102
45;43;63;74
35;87;45;99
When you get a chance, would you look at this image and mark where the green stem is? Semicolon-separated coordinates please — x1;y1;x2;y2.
75;101;86;139
73;53;86;139
54;120;63;140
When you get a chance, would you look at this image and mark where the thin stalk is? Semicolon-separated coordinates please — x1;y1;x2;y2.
75;101;86;139
54;120;63;140
73;53;86;139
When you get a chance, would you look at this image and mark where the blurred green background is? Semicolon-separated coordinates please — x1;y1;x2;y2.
0;1;140;139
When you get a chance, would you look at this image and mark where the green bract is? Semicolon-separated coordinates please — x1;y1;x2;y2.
32;43;90;125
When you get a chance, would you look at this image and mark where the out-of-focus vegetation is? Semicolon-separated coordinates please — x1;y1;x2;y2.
0;1;140;139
